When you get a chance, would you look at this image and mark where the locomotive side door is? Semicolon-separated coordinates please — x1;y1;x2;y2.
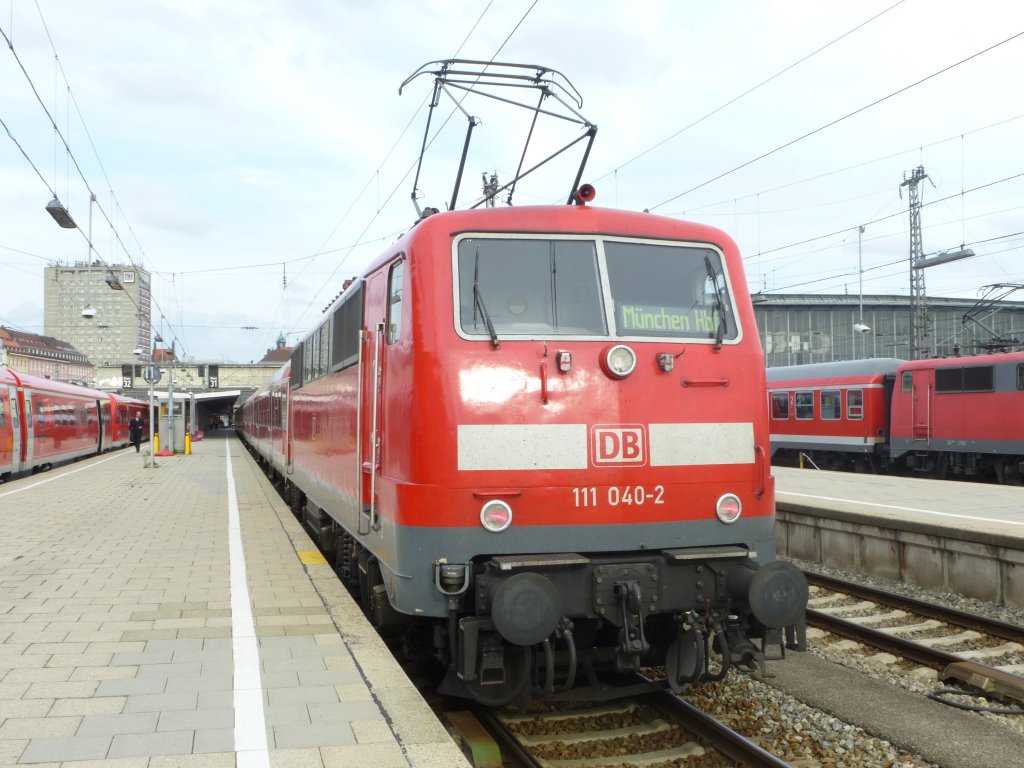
359;257;404;535
911;368;932;442
360;270;388;535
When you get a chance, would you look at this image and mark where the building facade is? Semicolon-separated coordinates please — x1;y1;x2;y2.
43;262;151;367
0;327;93;384
755;293;1024;368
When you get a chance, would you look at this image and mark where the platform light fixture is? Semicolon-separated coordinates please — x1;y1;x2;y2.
45;197;77;228
917;248;975;269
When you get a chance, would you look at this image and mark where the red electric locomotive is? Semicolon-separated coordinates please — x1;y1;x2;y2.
0;366;148;481
238;193;807;703
890;352;1024;482
767;352;1024;483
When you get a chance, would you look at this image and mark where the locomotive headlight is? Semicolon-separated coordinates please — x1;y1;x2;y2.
480;500;513;532
715;493;743;524
601;344;636;379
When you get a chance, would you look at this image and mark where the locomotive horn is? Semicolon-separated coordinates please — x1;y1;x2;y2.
574;184;596;204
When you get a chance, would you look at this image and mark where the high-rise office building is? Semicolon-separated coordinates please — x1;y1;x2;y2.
43;262;152;366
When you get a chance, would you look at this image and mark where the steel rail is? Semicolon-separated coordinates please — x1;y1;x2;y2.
805;571;1024;642
448;688;797;768
645;690;795;768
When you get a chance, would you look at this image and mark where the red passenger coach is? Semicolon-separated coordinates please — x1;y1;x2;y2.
0;367;147;481
239;197;808;704
766;359;902;472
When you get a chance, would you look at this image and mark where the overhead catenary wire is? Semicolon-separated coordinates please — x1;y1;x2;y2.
647;29;1024;212
593;0;907;186
0;15;190;359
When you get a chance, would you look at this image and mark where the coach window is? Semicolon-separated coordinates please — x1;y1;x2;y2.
387;260;404;345
820;390;841;420
1018;364;1024;390
847;389;864;419
0;400;5;428
36;401;45;428
770;392;789;419
795;391;814;420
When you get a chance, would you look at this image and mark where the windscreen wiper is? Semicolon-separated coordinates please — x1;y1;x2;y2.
704;255;728;350
473;249;500;348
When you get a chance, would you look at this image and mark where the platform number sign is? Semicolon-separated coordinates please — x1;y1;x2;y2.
208;365;219;390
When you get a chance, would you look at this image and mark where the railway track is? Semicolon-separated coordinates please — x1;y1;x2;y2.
805;571;1024;705
446;689;794;768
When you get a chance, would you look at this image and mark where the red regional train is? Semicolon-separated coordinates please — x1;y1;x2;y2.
766;352;1024;483
0;366;148;481
237;191;807;704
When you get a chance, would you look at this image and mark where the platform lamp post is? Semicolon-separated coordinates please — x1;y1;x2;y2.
854;225;869;358
81;194;98;320
135;332;163;468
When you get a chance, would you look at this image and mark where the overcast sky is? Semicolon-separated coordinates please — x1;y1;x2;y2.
2;0;1022;362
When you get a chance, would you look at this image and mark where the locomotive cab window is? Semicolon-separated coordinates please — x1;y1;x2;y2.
1018;363;1024;390
387;260;404;345
901;371;913;392
770;392;789;419
457;238;606;337
604;242;737;341
820;390;841;420
795;391;814;420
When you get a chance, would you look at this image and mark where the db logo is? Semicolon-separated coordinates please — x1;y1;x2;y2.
591;425;647;466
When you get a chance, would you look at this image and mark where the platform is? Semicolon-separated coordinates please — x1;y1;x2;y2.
773;466;1024;608
774;466;1024;539
0;431;469;768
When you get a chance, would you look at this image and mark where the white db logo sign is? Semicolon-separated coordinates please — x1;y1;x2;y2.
591;425;646;466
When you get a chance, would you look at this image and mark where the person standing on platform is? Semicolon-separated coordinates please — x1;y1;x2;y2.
129;414;145;453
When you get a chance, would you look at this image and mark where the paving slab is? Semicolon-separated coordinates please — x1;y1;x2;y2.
0;432;468;767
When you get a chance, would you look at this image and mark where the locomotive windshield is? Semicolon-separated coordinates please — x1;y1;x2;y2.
604;241;737;341
456;236;737;341
457;238;608;336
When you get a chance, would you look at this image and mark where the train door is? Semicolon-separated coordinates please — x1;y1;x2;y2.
2;386;21;475
910;368;932;442
22;391;35;465
359;257;403;535
92;400;103;453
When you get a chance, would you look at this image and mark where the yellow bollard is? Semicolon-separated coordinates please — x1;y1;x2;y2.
153;434;159;453
185;433;192;455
